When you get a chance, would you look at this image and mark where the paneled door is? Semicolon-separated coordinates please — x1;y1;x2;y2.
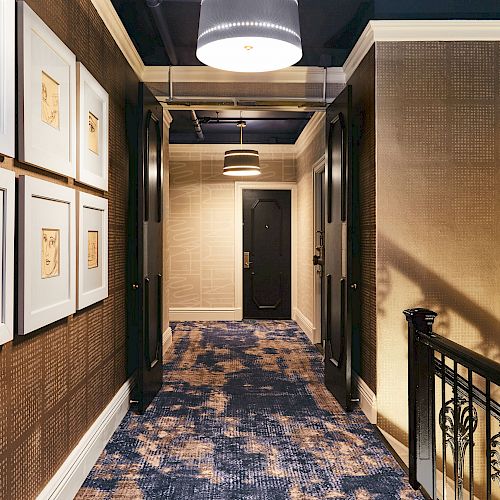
323;85;359;410
243;189;291;319
128;83;164;413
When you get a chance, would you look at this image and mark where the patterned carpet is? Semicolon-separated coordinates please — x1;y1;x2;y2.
77;321;423;499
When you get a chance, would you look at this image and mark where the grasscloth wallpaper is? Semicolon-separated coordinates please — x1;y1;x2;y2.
169;145;295;310
375;42;500;449
0;1;136;498
348;48;376;393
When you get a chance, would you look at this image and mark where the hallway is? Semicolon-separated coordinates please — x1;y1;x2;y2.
77;321;421;499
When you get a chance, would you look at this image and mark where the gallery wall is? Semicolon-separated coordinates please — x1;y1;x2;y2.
375;41;500;451
0;0;137;498
169;144;295;314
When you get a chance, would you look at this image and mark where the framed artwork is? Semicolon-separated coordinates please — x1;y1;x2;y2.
77;192;108;310
0;168;15;346
0;0;15;157
17;2;76;177
18;176;76;335
77;63;109;191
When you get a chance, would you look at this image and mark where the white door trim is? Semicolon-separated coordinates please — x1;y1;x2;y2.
234;182;297;321
312;157;326;343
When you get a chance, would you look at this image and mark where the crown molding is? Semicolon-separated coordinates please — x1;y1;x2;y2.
343;20;500;81
294;112;325;157
90;0;145;79
163;109;173;129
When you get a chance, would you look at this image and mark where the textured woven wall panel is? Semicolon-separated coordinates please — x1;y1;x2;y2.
376;42;500;455
0;0;136;497
348;48;377;394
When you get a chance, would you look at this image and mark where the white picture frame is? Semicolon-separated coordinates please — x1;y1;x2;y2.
0;0;15;158
0;168;15;345
18;176;76;335
77;192;108;310
77;63;109;191
17;1;77;177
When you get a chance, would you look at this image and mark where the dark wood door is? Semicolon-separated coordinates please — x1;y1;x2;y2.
323;85;359;410
243;189;291;319
127;83;163;413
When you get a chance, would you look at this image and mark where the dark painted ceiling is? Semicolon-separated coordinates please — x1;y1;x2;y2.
112;0;500;143
169;110;313;144
111;0;500;67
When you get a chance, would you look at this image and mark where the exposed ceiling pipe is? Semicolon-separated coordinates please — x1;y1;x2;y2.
190;110;204;142
146;0;179;66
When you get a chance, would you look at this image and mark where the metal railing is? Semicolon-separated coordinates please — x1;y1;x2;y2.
404;308;500;499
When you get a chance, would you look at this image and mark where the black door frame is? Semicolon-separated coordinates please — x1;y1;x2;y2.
235;182;297;322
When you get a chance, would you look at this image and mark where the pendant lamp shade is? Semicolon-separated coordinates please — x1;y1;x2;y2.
197;0;302;73
223;149;261;176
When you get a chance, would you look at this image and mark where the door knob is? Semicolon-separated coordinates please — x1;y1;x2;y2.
350;283;358;290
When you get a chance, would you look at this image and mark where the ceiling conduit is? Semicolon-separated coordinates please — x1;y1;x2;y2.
146;0;179;66
190;110;205;142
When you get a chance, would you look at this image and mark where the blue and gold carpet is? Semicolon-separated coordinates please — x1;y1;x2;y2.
77;321;422;499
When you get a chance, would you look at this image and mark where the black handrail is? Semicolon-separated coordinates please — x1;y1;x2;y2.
404;308;500;500
418;333;500;386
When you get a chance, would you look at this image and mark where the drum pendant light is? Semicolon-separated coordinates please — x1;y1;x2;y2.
223;120;261;177
197;0;302;73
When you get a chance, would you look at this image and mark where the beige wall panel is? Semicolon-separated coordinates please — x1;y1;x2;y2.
296;127;325;325
169;146;295;310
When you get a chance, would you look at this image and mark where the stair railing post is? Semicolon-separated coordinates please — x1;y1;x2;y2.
404;308;438;496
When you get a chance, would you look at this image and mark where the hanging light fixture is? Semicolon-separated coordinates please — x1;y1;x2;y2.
196;0;302;73
223;119;261;177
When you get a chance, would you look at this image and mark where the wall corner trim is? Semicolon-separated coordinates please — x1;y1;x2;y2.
90;0;145;79
163;109;173;129
163;326;173;354
293;308;318;345
36;377;134;500
353;373;377;424
294;112;325;156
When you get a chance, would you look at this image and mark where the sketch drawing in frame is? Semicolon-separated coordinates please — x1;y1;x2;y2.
77;63;109;190
41;228;60;278
77;192;108;310
18;175;76;336
18;2;76;177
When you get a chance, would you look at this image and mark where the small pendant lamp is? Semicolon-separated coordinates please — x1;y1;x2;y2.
223;120;261;177
196;0;302;73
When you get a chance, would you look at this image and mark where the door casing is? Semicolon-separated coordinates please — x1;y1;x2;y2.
234;182;297;322
312;156;326;345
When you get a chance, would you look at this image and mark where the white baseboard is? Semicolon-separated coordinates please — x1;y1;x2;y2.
169;307;238;321
37;377;134;500
293;308;318;344
163;326;173;355
353;373;377;424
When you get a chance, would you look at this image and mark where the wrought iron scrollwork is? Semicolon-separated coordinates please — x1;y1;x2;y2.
492;430;500;485
439;397;478;500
